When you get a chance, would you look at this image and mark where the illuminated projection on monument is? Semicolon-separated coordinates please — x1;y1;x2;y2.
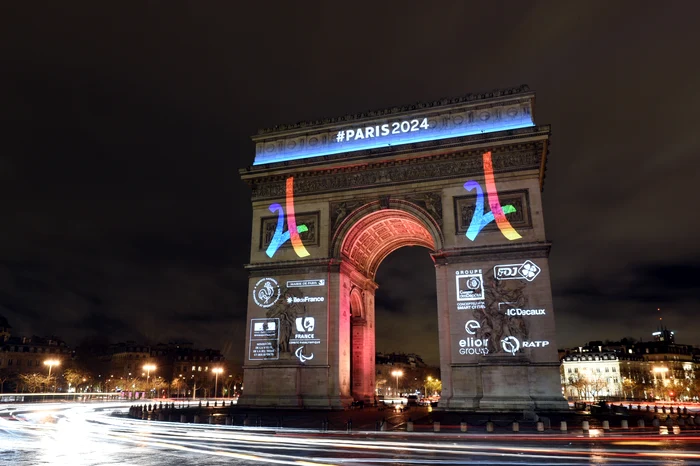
253;109;535;165
265;177;310;258
463;152;522;241
248;276;326;364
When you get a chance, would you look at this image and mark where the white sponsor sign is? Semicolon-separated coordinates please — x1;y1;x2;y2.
455;270;484;301
500;336;549;356
290;316;321;346
253;277;281;308
286;296;325;303
249;318;279;360
498;303;546;316
494;260;541;282
458;320;489;355
287;279;326;288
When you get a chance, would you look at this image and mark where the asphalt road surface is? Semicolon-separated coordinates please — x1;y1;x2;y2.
3;401;700;465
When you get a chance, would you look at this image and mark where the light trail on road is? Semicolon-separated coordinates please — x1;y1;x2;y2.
2;402;700;465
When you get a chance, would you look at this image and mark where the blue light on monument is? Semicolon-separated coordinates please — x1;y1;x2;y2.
253;113;534;165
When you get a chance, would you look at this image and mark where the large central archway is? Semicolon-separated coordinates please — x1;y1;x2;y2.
334;202;441;401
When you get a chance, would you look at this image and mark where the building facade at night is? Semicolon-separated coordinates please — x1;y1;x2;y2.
239;86;568;410
0;315;73;377
561;328;698;401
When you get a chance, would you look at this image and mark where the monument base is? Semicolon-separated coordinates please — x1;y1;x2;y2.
439;359;568;412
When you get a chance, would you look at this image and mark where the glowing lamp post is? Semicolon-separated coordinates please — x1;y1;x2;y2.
44;359;60;391
391;370;403;397
143;364;156;397
212;367;224;399
425;376;433;398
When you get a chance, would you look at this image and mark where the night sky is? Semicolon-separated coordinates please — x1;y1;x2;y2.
1;3;699;368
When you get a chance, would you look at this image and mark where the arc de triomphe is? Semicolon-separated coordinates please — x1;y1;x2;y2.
239;85;568;411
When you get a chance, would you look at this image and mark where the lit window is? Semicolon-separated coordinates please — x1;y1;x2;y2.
191;366;195;371
198;366;202;372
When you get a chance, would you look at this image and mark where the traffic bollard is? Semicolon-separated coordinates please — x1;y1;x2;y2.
433;421;440;432
560;421;567;433
512;421;520;432
621;419;629;430
602;420;610;431
536;421;544;432
582;420;589;432
460;421;468;433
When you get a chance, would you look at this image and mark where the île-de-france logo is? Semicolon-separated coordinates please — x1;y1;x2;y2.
266;177;310;258
252;277;280;308
463;152;522;241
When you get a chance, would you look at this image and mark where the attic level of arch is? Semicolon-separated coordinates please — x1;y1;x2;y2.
241;135;549;201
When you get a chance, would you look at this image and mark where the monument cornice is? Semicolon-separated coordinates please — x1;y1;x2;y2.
245;258;340;277
432;241;552;264
242;124;549;177
254;85;533;137
243;135;548;201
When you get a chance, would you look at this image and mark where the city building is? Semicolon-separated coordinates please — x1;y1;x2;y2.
0;315;73;377
561;326;697;401
375;352;438;397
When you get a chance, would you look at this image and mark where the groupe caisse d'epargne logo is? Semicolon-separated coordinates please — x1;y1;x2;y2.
253;277;281;308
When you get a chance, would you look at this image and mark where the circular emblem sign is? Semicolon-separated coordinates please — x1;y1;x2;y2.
253;277;280;308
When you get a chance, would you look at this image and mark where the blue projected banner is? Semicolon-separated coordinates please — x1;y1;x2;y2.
253;104;534;165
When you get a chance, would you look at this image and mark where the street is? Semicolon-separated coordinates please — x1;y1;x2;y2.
3;402;700;465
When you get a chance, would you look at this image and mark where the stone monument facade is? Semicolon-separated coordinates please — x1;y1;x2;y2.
239;85;568;411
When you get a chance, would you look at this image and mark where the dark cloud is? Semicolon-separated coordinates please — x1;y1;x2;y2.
0;2;698;367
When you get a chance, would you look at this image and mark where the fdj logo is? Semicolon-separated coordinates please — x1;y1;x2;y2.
463;152;522;241
266;177;310;258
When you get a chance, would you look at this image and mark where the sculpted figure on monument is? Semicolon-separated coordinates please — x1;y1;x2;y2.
265;287;307;355
475;273;529;354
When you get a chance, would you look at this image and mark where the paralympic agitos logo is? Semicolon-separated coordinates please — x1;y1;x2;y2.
464;152;521;242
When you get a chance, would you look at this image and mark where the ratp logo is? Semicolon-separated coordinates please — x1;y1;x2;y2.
501;336;520;356
463;152;522;242
266;177;310;258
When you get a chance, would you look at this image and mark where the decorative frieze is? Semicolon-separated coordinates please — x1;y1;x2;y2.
250;144;543;200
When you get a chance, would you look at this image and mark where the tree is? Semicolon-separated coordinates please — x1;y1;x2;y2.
0;369;14;394
19;373;48;393
171;378;185;398
425;377;442;397
63;368;92;392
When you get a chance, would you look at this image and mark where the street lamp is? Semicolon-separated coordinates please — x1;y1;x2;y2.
143;364;156;397
212;367;224;398
44;359;60;391
425;376;433;398
391;370;403;396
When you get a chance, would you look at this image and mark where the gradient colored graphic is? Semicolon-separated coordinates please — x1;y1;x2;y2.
464;152;522;241
266;177;310;258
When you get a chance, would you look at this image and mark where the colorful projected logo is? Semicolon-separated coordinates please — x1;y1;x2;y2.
463;151;522;241
266;177;310;258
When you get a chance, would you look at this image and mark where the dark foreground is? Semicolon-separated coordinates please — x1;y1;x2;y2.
3;401;700;465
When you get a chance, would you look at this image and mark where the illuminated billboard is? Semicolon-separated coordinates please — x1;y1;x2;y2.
253;107;534;165
452;258;552;359
248;275;327;364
